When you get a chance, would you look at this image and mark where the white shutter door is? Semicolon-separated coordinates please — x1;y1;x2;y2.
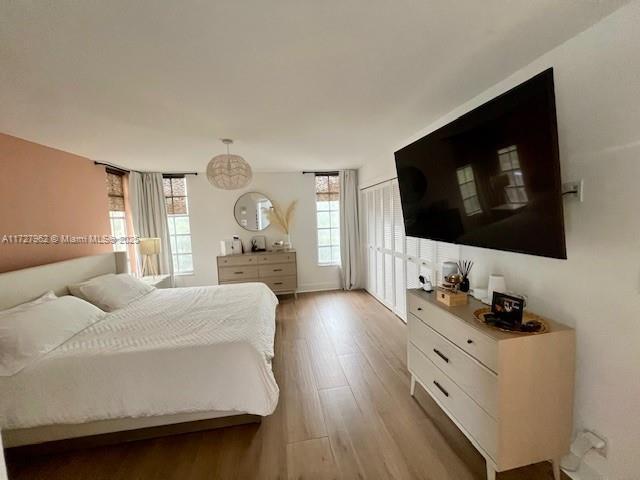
383;185;393;252
384;253;394;306
394;256;407;321
374;188;384;299
368;245;375;293
392;182;404;255
406;236;419;260
374;189;383;249
419;239;435;265
367;191;375;248
366;191;375;294
382;185;394;306
406;258;420;289
376;249;384;299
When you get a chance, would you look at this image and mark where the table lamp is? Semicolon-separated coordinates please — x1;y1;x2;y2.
139;237;161;277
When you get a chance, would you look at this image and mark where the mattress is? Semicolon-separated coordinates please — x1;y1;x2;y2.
0;283;279;430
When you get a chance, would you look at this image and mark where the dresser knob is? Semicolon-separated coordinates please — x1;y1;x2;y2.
417;307;422;311
467;339;473;344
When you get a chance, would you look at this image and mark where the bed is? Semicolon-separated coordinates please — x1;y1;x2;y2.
0;252;279;449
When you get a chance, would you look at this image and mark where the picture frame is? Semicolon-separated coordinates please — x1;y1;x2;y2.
251;235;267;252
491;291;525;326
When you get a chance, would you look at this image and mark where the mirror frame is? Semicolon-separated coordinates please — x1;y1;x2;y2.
233;191;273;232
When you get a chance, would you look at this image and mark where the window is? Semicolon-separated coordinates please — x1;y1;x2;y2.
315;174;340;265
498;145;528;205
456;165;482;216
163;176;193;274
106;171;128;252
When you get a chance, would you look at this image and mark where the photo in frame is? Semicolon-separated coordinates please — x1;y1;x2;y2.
491;291;525;326
251;235;267;252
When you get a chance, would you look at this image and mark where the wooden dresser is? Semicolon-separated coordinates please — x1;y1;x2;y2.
216;251;297;297
406;289;574;480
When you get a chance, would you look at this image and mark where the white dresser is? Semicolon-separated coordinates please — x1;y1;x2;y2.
407;289;574;480
216;251;297;297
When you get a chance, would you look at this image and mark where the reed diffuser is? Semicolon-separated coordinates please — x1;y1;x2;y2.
457;260;474;293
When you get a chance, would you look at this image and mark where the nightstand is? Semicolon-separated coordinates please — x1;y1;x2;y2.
140;274;172;289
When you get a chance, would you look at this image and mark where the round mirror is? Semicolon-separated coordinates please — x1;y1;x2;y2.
234;192;273;231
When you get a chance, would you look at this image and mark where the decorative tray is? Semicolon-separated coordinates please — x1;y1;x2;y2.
472;307;549;335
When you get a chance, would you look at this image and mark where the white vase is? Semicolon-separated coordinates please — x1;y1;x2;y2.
284;232;292;250
487;274;507;304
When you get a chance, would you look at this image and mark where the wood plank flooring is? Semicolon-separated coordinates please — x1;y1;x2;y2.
5;290;566;480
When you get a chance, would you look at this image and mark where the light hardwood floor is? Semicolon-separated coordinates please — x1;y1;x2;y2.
6;291;567;479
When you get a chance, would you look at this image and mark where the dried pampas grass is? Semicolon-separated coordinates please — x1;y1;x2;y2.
267;200;297;234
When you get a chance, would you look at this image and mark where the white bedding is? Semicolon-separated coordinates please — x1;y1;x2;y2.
0;283;279;430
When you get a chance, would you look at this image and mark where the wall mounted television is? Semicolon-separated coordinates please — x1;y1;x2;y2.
395;68;566;259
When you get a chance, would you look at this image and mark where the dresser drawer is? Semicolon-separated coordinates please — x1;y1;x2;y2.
408;343;497;460
408;313;498;418
217;255;256;267
409;295;498;372
218;265;259;282
257;253;295;264
258;263;297;278
262;276;296;292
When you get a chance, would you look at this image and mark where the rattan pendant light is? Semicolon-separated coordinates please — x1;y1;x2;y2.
207;139;252;190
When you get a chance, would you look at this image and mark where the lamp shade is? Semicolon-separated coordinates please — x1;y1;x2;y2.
206;139;252;190
207;154;252;190
139;237;161;255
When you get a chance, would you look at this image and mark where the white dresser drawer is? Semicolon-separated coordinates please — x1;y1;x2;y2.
258;263;297;278
218;265;259;282
217;255;256;267
408;343;497;461
258;253;295;264
409;294;498;372
262;276;296;292
408;313;498;419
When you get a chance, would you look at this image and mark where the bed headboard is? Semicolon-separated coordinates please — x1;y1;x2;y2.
0;252;129;310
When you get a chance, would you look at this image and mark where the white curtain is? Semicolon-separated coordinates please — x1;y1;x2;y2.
128;172;174;281
339;169;361;290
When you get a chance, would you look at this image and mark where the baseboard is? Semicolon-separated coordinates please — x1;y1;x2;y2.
297;282;342;293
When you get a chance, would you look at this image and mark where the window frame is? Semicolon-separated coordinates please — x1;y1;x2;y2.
163;175;194;275
314;173;341;267
106;169;128;252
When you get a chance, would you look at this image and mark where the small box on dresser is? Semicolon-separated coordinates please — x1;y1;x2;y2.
216;251;297;297
406;289;575;480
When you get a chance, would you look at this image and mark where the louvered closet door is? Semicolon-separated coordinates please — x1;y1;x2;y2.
392;181;406;321
374;189;384;300
405;236;420;289
366;191;376;294
418;239;435;288
382;184;394;308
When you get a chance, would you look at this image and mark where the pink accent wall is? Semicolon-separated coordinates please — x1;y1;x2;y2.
0;133;111;273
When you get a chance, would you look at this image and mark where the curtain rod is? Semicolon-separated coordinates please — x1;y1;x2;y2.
302;170;339;176
94;161;198;176
359;176;398;190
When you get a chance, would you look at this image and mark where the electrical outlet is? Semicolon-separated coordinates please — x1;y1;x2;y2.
562;179;584;202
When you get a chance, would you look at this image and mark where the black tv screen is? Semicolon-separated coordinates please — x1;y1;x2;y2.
395;68;566;259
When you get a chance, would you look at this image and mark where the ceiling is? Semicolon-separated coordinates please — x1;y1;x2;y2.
0;1;628;173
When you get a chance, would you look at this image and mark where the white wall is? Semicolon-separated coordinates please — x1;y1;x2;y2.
178;172;341;292
359;3;640;478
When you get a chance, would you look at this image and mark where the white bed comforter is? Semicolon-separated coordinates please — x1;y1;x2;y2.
0;283;279;430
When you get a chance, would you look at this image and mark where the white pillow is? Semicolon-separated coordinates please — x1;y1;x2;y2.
1;291;57;315
68;274;115;303
71;274;155;312
0;295;104;376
